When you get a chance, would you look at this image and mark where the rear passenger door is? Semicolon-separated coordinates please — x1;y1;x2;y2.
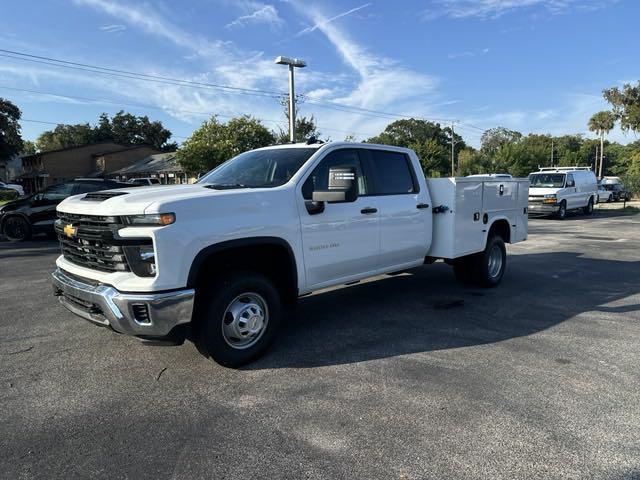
364;149;431;270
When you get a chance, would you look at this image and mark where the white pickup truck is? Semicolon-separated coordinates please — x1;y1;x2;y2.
52;142;529;366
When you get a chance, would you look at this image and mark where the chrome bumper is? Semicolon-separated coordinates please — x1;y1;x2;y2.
52;268;195;338
528;203;559;215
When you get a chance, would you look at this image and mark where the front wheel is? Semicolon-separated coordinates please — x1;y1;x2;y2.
196;270;282;367
556;201;567;220
2;216;31;241
583;197;594;215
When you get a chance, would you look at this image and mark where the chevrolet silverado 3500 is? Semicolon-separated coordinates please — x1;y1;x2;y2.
52;142;529;366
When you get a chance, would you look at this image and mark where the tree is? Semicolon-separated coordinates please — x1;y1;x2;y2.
480;127;522;154
588;110;616;178
176;115;275;174
367;119;465;177
35;111;174;152
276;116;321;143
0;98;24;162
603;81;640;133
36;123;95;151
21;140;37;155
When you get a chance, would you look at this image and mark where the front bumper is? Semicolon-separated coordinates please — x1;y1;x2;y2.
528;203;559;215
52;268;194;338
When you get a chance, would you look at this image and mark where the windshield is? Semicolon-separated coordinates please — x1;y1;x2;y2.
198;148;318;188
529;173;566;188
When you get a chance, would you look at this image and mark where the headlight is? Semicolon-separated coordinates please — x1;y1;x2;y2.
543;194;557;204
123;244;157;277
123;213;175;226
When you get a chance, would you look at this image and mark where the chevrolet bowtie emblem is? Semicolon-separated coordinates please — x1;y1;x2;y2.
63;224;77;238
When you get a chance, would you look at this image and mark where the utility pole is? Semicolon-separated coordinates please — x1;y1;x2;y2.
550;140;554;166
275;56;306;143
451;121;456;176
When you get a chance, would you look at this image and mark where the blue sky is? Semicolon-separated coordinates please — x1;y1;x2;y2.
1;0;638;147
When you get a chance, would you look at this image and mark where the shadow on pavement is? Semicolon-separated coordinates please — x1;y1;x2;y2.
247;251;639;370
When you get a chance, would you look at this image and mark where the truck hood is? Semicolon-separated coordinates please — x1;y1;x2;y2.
529;187;561;196
57;184;216;216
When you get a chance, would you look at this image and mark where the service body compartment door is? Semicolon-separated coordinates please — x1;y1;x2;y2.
453;181;484;255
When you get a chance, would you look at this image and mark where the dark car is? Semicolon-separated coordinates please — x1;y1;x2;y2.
603;183;631;202
0;179;137;241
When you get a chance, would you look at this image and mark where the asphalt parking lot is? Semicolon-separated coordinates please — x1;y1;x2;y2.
1;210;639;480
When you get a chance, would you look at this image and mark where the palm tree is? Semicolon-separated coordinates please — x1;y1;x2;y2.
588;111;616;178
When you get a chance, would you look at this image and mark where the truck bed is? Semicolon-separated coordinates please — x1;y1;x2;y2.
426;177;529;260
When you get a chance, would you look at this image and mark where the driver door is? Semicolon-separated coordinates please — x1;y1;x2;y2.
298;148;380;288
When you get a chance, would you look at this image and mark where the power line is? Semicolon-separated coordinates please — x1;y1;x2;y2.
1;48;472;128
5;85;377;138
0;49;282;97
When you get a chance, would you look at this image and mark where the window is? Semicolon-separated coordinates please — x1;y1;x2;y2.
302;149;368;200
199;147;317;188
42;182;76;201
529;173;566;188
75;182;109;194
368;150;417;195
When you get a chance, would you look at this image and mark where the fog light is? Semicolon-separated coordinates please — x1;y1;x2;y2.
123;244;157;277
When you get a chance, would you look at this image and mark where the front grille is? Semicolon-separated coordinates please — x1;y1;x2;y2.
56;213;130;273
528;195;544;204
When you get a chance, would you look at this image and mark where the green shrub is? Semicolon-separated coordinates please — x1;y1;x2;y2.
622;174;640;199
0;188;19;202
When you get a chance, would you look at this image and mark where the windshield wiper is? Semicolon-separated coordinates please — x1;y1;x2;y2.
205;183;250;190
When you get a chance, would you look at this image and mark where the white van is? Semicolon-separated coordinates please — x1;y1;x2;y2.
528;167;597;219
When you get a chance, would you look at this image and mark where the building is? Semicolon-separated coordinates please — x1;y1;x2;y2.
109;152;196;184
0;154;23;183
18;143;162;193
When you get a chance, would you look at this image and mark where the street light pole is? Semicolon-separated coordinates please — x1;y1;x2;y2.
275;56;306;143
288;64;295;143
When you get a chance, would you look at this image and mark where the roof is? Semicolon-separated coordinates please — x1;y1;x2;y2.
91;145;158;157
20;142;134;160
109;152;182;175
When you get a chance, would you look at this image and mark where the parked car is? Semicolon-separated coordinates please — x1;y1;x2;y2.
527;167;597;219
603;183;631;202
0;179;138;241
0;181;25;197
52;141;529;366
596;185;612;203
128;177;161;186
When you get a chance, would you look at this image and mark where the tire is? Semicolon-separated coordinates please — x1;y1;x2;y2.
470;235;507;288
452;257;473;285
195;270;282;367
556;201;567;220
583;197;594;215
2;216;31;241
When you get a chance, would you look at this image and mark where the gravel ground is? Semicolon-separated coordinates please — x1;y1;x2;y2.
1;210;639;480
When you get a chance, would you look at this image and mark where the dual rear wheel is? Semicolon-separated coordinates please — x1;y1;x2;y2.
453;235;507;288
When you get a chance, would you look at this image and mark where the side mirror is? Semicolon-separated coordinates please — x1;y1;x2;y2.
312;166;358;203
567;180;575;187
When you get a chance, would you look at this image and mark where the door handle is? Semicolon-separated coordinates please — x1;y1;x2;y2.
416;203;430;209
360;207;377;214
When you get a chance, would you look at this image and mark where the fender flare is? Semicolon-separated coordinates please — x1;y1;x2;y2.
186;236;299;293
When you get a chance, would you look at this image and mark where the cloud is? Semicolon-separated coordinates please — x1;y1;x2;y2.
226;3;283;29
448;47;490;59
296;3;372;36
99;24;126;33
423;0;618;20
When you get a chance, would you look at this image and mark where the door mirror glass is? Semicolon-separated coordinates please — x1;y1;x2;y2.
312;166;358;203
566;179;575;187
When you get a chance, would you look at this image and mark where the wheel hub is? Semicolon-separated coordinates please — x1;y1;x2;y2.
222;293;268;349
488;245;503;278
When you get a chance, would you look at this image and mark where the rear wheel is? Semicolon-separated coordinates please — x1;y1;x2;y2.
195;270;282;367
2;216;31;241
583;197;594;215
471;235;507;288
